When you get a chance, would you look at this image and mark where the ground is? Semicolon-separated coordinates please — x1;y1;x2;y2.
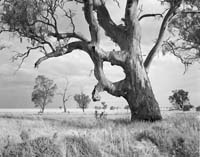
0;110;199;157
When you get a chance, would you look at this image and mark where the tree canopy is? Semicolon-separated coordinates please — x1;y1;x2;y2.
74;92;91;112
161;0;200;67
168;89;190;110
32;75;57;113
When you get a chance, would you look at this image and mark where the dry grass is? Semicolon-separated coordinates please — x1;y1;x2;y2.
0;112;199;157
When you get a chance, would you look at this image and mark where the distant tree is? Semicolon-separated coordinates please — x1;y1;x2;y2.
124;105;130;112
32;75;57;113
169;89;191;111
110;106;115;110
101;101;107;111
57;79;71;113
74;93;91;112
183;104;193;111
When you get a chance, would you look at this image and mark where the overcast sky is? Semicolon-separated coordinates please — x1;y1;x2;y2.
0;0;199;109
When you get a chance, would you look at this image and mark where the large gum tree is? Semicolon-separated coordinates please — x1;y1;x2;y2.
0;0;199;121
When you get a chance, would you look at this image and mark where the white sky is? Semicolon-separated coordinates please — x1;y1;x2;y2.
0;0;199;109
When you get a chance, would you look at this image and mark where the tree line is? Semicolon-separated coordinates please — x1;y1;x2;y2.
32;75;200;113
32;75;91;113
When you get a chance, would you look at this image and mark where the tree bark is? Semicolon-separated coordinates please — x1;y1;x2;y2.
124;63;162;121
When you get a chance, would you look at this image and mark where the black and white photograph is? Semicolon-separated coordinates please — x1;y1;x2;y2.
0;0;199;156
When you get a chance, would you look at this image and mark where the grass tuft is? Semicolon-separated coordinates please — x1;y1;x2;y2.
135;115;200;157
65;136;102;157
2;136;62;157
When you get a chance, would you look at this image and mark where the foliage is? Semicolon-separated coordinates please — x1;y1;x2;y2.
74;93;91;112
162;0;200;65
32;75;57;113
169;89;190;110
1;0;59;45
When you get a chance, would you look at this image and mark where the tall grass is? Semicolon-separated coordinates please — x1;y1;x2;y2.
0;113;199;157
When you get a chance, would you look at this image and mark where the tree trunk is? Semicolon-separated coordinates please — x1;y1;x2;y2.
125;71;162;121
123;33;162;121
41;106;45;113
63;101;66;113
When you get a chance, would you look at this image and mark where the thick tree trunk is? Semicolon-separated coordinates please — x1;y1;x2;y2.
125;75;162;121
123;35;162;121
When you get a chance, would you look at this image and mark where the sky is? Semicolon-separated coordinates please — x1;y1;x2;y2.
0;0;199;109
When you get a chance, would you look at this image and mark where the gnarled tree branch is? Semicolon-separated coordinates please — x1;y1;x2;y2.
95;3;127;49
35;41;89;68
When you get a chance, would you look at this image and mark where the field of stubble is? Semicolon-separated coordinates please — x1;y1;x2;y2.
0;111;199;157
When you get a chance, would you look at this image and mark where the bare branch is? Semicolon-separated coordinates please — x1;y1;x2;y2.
35;41;89;68
139;13;163;21
12;46;45;71
144;6;178;70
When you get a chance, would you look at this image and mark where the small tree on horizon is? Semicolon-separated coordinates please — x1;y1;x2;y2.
169;89;191;111
32;75;57;113
74;93;91;112
101;101;107;112
124;105;130;112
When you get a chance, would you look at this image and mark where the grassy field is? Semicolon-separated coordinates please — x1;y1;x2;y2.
0;112;199;157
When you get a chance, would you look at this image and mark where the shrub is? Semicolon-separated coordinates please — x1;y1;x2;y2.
2;137;62;157
183;105;193;111
196;106;200;111
65;136;102;157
